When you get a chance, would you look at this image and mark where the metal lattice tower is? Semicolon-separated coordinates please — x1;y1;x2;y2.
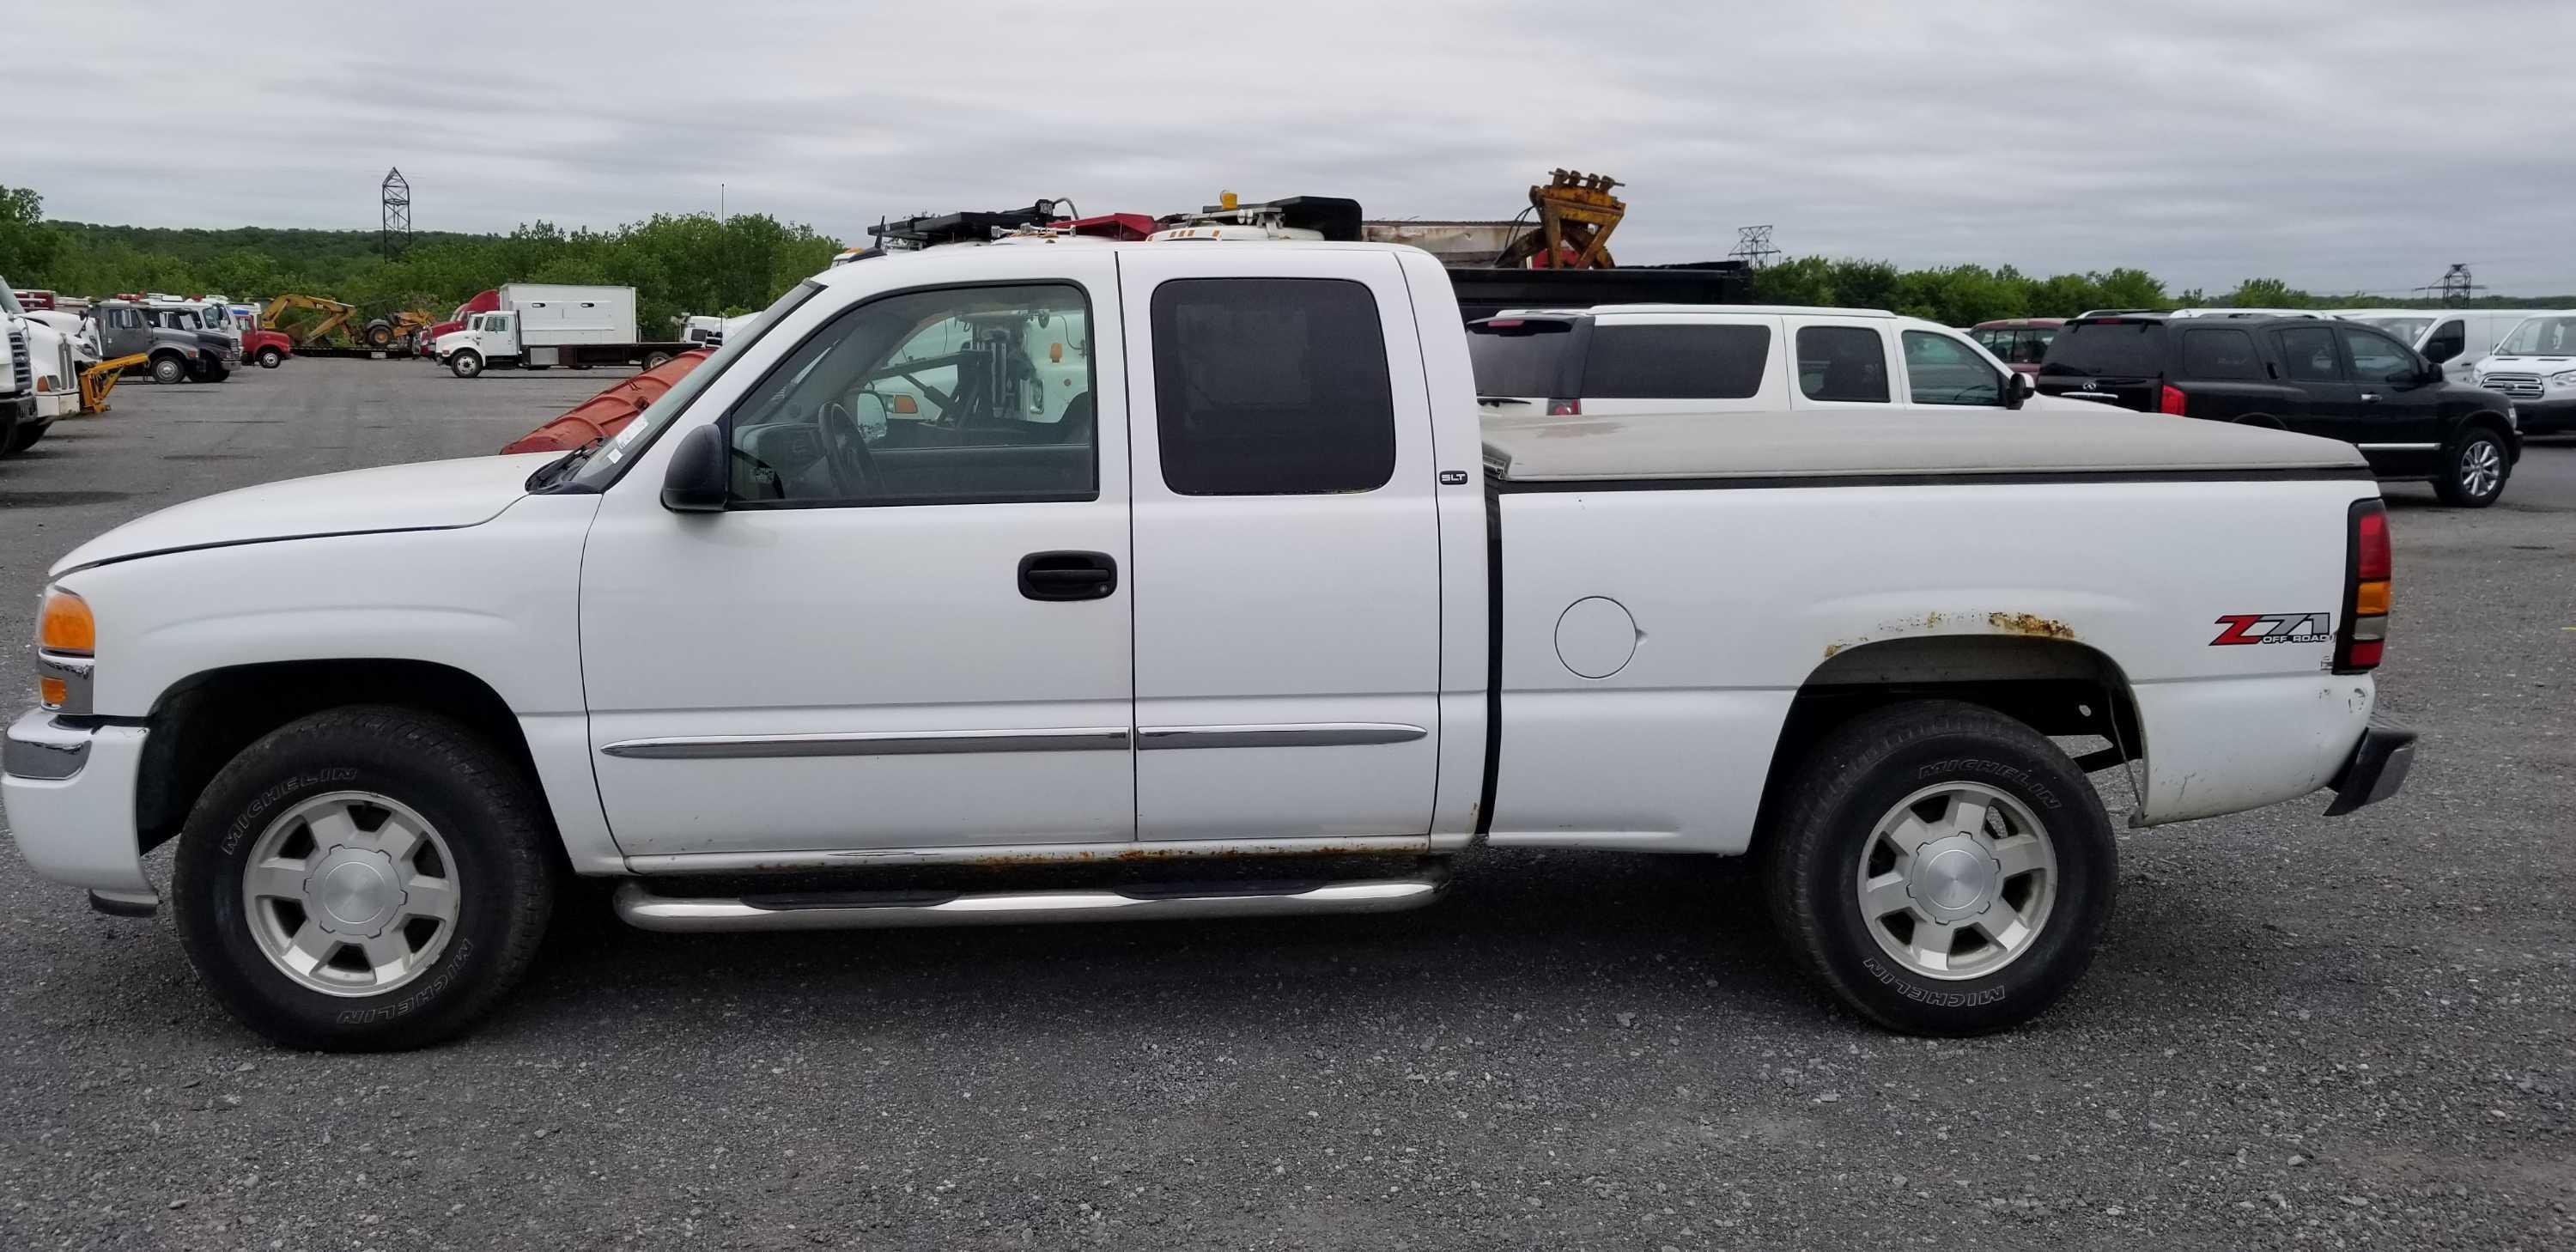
1729;224;1779;269
2414;263;2481;307
380;167;412;258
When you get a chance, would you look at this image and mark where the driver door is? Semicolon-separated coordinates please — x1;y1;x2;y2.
578;257;1134;859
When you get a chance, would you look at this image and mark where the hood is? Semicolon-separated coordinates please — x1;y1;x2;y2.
52;453;558;574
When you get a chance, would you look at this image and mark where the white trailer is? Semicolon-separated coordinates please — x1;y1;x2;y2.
433;283;691;377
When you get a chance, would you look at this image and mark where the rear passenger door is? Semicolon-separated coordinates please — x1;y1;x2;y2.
2269;324;2360;441
1118;250;1443;841
1574;314;1780;416
1785;319;1895;410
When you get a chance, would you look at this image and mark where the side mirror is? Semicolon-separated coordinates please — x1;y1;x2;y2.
659;423;728;513
2004;371;2036;410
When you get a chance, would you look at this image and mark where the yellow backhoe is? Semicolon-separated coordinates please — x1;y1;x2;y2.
261;295;434;355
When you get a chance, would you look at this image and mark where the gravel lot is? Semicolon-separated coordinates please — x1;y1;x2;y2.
1;360;2568;1250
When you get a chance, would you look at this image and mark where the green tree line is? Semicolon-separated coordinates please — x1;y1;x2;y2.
1745;257;2576;326
9;182;2568;333
1;184;841;336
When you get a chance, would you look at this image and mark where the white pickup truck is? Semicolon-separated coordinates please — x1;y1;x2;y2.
4;241;2415;1050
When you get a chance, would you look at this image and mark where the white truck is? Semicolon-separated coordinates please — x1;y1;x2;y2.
0;278;84;455
432;283;691;378
3;241;2415;1051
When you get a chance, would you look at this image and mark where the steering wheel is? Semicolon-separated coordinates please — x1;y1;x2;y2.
819;400;880;497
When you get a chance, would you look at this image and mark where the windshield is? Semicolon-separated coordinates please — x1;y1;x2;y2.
2351;315;2432;342
565;280;824;490
2496;316;2576;356
1466;319;1578;397
2038;320;2166;376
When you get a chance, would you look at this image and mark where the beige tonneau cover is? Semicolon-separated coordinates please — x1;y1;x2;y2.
1479;406;2371;483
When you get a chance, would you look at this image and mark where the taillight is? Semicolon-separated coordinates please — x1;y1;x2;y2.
1547;398;1581;416
2337;500;2390;672
2159;384;2189;416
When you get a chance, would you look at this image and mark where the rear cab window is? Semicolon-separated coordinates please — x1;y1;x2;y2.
1466;317;1579;400
2040;320;2167;378
1151;277;1395;495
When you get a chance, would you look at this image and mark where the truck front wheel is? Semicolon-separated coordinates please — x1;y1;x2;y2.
1762;700;2115;1035
170;707;556;1051
257;346;283;368
151;355;189;385
450;350;483;379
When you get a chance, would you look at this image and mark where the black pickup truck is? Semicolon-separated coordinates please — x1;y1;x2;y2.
2036;312;2519;507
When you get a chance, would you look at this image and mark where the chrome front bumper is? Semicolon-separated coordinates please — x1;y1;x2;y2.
3;708;155;899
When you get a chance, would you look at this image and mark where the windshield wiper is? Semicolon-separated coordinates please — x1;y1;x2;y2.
526;435;607;492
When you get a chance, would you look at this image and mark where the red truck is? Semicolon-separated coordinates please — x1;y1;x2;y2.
418;289;501;357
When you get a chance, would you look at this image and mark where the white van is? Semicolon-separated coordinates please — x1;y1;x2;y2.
2473;312;2576;434
2331;308;2552;376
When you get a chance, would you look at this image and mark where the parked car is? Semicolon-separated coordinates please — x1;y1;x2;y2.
2036;311;2519;507
91;299;206;385
1968;318;2062;374
2472;313;2576;434
1465;305;2093;417
141;302;238;381
5;241;2411;1051
2333;307;2555;379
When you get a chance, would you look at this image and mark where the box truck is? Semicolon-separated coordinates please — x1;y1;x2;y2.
433;284;691;378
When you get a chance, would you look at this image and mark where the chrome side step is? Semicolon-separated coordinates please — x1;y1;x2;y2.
611;869;1451;934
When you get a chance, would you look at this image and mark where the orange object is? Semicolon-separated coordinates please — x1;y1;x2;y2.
890;394;917;414
498;349;714;454
38;677;67;707
39;588;94;655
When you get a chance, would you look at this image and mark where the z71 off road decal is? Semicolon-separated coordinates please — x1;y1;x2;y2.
2211;612;2334;646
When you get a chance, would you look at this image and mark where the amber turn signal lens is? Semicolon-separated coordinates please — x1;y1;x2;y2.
38;588;94;655
2352;580;2391;617
38;677;67;708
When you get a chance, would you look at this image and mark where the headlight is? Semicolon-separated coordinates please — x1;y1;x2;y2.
38;587;93;655
2549;370;2576;386
34;587;94;714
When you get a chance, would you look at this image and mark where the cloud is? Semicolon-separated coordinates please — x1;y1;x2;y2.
14;0;2575;293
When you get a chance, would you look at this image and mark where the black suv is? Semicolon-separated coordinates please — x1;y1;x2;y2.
2036;313;2520;507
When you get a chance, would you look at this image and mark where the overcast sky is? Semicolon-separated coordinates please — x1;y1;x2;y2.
20;1;2576;295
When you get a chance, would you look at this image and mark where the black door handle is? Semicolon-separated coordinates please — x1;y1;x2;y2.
1018;550;1118;601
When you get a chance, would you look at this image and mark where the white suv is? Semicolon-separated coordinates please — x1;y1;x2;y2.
2475;312;2576;435
1465;304;2087;418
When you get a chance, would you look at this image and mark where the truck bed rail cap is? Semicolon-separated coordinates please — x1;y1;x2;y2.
1479;408;2371;483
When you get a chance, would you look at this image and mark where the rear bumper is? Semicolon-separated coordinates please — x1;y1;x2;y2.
2;709;155;898
2324;724;2415;817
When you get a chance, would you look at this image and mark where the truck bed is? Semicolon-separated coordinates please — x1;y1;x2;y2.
1479;407;2370;484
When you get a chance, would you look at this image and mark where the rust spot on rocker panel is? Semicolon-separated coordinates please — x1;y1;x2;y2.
1988;611;2076;640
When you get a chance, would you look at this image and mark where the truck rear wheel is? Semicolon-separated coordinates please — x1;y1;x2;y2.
450;350;483;380
640;350;673;370
170;707;556;1051
1762;700;2115;1035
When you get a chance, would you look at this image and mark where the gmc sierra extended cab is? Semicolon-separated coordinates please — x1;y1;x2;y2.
4;241;2415;1051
